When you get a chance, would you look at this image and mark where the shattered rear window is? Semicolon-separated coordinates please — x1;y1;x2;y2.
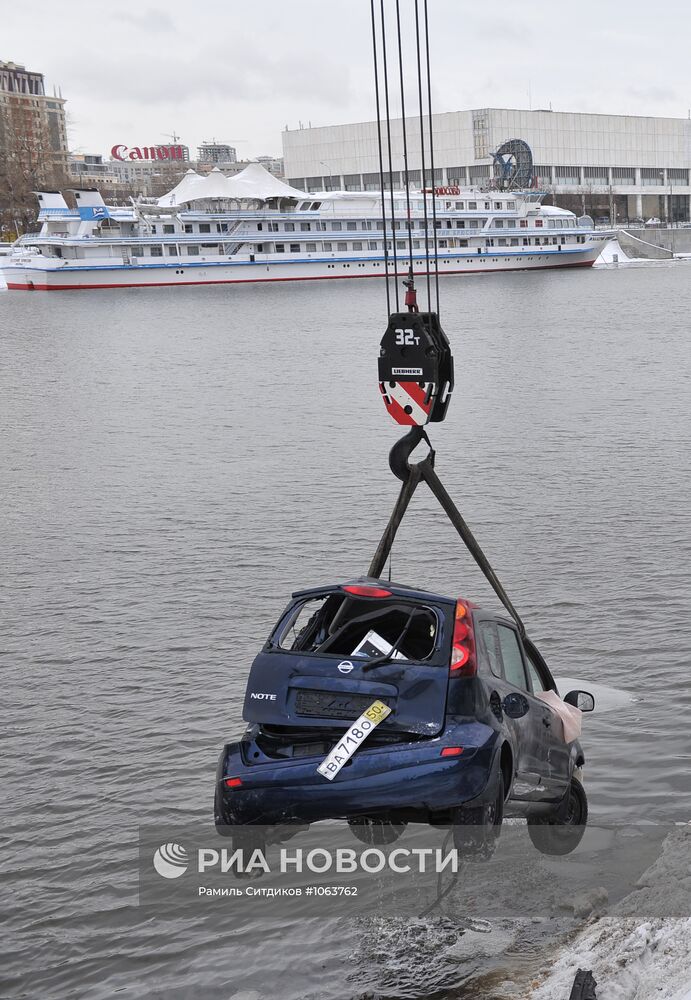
274;593;440;662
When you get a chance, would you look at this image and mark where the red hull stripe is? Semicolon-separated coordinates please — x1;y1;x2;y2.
5;259;596;291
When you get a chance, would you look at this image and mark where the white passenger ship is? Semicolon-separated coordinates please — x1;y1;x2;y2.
1;162;612;291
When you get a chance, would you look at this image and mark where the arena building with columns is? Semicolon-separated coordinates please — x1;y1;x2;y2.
282;107;691;224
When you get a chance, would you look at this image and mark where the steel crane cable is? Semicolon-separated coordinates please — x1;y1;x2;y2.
414;0;432;314
369;0;392;315
394;0;415;277
370;0;441;317
368;429;527;638
423;0;440;316
378;0;400;310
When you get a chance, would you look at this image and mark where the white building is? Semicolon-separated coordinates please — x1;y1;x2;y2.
283;108;691;223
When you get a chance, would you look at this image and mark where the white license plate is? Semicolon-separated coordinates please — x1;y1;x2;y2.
316;699;392;781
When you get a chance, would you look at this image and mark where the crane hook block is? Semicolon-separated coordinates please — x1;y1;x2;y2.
378;312;454;426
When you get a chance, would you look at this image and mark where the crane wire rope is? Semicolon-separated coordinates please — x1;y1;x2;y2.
369;0;392;315
378;0;400;311
370;0;440;317
423;0;440;316
413;0;432;315
394;0;415;280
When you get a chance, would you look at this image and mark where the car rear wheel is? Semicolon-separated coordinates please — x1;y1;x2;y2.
214;787;241;838
347;816;407;845
527;776;588;856
452;771;504;861
214;789;234;837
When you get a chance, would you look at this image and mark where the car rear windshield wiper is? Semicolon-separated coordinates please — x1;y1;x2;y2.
361;608;417;671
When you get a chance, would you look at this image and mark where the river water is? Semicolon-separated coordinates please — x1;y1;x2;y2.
2;263;690;998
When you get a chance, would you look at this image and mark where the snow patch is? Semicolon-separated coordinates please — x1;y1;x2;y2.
531;828;691;1000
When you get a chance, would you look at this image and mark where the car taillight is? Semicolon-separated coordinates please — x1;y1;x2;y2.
440;746;464;757
225;777;243;789
342;584;392;598
450;599;477;677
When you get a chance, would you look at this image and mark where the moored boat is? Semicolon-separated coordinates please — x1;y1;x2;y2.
0;162;613;291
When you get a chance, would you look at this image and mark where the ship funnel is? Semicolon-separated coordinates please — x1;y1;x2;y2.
34;191;69;211
73;189;110;222
73;190;107;207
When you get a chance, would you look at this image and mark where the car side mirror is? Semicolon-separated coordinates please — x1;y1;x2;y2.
502;692;530;719
564;690;595;712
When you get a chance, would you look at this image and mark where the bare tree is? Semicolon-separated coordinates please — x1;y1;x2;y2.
0;95;69;236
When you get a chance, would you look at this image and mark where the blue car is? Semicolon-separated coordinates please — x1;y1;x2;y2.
215;579;594;856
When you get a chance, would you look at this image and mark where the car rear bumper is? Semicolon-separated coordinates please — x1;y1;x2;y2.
216;722;499;826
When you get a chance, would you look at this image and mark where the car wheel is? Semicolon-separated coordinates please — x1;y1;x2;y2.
214;789;235;837
452;771;504;861
347;816;407;845
527;776;588;856
229;826;267;879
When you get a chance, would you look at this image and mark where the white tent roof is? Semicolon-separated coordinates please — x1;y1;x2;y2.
158;161;306;206
157;169;205;207
224;162;307;201
195;167;235;201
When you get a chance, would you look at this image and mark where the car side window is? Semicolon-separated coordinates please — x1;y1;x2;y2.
497;625;529;691
478;621;503;678
526;654;548;693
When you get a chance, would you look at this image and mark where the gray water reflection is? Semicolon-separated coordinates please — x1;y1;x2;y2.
1;265;690;998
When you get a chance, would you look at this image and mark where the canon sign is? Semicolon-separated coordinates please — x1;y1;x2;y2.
111;144;185;162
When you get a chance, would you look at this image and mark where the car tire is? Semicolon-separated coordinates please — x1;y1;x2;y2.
214;788;236;837
452;771;504;861
527;776;588;856
348;816;407;845
228;826;268;879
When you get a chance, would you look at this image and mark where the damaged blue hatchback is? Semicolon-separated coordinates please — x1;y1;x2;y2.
215;579;594;856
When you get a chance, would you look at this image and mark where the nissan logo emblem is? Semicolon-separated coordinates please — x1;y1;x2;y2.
337;661;354;674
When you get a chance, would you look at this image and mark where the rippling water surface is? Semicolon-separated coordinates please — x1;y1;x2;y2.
2;264;690;998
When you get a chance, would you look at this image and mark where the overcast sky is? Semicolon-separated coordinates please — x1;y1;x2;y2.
4;0;691;160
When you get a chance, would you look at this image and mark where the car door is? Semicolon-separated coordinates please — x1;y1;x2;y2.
522;640;572;794
475;617;543;797
495;621;557;799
